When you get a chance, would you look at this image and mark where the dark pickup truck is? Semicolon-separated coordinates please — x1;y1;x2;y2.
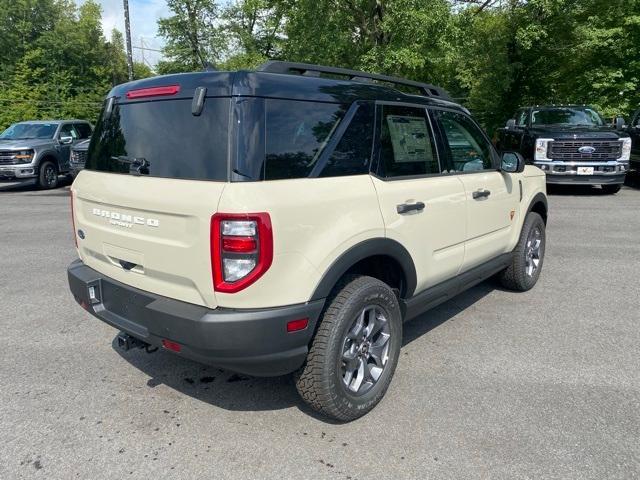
624;108;640;176
495;105;631;193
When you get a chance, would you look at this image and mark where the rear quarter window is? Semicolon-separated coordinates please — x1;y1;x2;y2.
264;99;345;180
320;103;375;178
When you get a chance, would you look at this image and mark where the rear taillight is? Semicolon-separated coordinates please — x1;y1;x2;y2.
70;191;77;247
211;213;273;293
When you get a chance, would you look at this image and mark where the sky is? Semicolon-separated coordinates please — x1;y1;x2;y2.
77;0;170;67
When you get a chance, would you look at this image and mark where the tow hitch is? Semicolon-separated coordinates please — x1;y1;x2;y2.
116;332;157;353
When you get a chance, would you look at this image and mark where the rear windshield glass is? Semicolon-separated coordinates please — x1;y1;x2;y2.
86;97;229;181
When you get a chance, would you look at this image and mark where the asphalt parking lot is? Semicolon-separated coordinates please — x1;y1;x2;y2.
1;182;639;480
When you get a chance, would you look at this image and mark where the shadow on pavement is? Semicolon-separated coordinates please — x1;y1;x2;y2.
547;183;636;196
0;176;73;193
112;280;498;421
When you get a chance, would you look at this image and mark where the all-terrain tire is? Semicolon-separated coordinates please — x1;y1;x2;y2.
499;212;546;291
295;275;402;422
38;161;59;189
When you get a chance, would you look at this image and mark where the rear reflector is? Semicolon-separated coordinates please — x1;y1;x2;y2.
126;85;180;100
286;318;309;333
162;339;182;352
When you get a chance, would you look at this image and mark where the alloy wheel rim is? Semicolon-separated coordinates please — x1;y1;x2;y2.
525;227;542;277
341;305;391;395
45;166;56;186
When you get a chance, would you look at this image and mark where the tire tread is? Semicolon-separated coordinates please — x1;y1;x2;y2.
295;275;400;421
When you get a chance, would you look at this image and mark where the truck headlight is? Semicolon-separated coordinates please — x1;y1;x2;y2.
620;138;631;161
14;150;34;164
535;139;553;161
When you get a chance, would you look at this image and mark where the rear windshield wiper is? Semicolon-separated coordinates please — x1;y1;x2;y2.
111;155;150;175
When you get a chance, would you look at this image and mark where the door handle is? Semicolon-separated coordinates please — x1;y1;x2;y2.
397;202;425;214
472;189;491;199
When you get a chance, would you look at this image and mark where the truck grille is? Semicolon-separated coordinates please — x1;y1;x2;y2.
548;140;622;161
0;151;17;165
71;150;88;166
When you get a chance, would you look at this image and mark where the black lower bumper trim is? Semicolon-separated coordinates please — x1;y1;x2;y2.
67;259;325;376
545;174;626;185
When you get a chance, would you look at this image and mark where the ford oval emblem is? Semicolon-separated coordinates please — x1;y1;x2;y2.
578;146;596;154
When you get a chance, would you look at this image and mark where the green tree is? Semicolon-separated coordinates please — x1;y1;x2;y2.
157;0;225;73
219;0;286;69
0;0;154;129
0;0;60;78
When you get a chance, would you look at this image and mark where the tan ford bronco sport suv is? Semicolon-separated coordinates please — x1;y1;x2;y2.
67;62;548;421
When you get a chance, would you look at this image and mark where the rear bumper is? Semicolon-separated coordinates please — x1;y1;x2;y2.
67;259;324;376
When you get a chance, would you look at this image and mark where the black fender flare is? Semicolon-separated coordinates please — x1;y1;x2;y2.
526;192;548;222
37;150;63;169
310;238;417;301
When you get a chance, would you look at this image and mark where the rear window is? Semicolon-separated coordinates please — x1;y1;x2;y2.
86;98;230;181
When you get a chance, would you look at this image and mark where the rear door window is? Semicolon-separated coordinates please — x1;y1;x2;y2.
265;99;345;180
376;104;440;178
86;97;230;181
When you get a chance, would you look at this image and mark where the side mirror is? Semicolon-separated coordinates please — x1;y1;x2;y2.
505;119;517;129
59;136;74;145
501;151;525;173
615;117;625;130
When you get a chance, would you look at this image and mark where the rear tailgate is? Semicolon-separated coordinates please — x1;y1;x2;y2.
72;171;224;308
72;80;233;309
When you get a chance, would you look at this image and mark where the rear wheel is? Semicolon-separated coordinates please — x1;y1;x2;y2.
601;184;621;194
499;212;546;291
295;275;402;422
38;161;58;189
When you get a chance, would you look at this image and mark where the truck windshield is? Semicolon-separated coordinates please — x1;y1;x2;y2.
86;97;230;181
531;107;604;127
0;123;58;140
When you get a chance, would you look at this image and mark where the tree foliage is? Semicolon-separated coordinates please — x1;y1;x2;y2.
2;0;638;133
0;0;152;129
159;0;640;131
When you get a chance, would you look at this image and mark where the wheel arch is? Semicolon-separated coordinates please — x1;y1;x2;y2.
310;238;417;301
37;150;62;170
526;192;548;224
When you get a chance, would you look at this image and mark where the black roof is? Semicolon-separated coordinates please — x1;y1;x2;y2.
108;62;466;113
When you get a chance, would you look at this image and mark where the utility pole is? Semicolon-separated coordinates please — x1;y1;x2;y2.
123;0;134;81
140;37;146;67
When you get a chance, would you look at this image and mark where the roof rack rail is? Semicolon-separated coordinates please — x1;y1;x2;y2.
258;61;451;101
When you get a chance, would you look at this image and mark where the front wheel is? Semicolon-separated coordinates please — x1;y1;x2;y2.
295;275;402;422
499;212;546;291
38;161;59;189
